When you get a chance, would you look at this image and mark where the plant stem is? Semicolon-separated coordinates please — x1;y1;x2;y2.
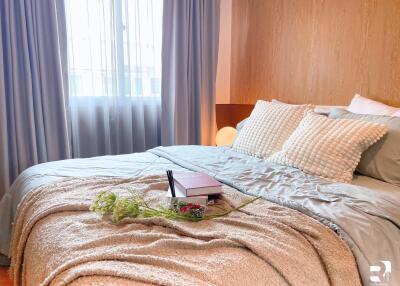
203;196;261;220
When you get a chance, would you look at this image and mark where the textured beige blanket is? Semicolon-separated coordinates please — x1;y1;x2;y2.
10;175;361;286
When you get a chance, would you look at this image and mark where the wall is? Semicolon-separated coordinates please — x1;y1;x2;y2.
230;0;400;106
215;0;232;104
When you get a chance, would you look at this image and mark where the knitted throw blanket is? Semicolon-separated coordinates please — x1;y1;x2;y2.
10;175;361;286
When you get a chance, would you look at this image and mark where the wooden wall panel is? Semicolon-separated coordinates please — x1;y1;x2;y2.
230;0;400;107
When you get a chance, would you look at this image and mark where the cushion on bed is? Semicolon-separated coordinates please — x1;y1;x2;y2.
232;100;312;158
268;112;388;182
329;108;400;186
236;118;248;133
347;94;400;117
271;99;346;115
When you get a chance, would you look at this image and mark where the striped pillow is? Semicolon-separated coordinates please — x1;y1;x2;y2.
232;100;312;158
267;112;388;182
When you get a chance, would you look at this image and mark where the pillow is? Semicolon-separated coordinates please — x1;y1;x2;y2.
232;100;312;158
271;99;345;115
329;108;400;186
348;94;400;117
236;118;248;133
268;112;388;182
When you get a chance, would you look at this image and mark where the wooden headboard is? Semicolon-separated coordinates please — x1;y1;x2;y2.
216;103;346;129
230;0;400;107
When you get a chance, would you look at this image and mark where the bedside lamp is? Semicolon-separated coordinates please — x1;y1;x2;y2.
216;126;237;146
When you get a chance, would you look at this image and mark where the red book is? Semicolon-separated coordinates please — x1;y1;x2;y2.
173;172;222;196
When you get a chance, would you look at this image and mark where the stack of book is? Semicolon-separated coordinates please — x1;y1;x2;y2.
166;172;222;205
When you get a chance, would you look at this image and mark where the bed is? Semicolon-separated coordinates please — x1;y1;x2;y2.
0;145;399;286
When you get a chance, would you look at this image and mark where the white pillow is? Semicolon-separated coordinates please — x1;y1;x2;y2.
268;112;388;182
271;99;346;115
232;100;312;158
347;94;400;117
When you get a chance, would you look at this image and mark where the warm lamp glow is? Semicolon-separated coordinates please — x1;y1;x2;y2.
216;126;237;147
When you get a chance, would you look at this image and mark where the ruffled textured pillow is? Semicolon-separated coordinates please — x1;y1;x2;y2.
232;100;311;158
268;112;388;182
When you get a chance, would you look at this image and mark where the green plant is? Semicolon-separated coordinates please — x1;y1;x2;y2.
90;190;261;223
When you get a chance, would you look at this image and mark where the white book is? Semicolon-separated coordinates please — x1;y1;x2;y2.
166;187;208;206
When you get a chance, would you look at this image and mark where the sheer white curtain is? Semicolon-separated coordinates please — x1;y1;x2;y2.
65;0;162;157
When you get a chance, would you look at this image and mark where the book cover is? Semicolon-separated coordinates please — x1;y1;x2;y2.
173;172;222;196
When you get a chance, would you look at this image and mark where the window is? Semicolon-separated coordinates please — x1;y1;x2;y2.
65;0;163;98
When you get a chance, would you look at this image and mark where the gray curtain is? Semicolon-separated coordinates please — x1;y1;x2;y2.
0;0;71;199
161;0;220;146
